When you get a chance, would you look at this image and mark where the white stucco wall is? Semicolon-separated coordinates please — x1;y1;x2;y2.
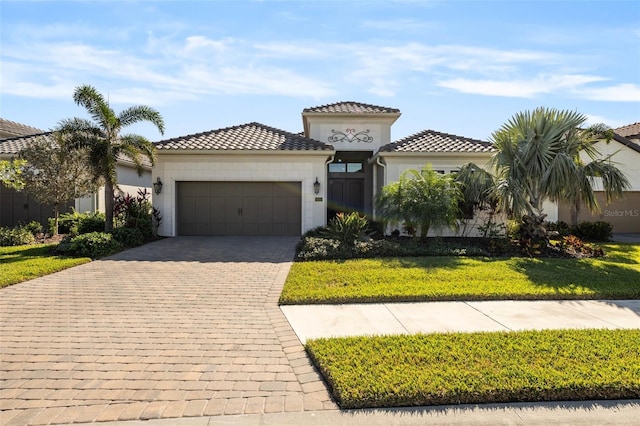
382;154;492;183
152;152;332;237
590;139;640;191
304;114;398;152
542;138;640;224
378;153;497;237
75;164;152;214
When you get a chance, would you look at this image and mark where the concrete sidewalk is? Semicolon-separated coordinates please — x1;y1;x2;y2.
281;300;640;342
78;400;640;425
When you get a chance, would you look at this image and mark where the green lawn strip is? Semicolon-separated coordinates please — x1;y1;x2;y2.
306;329;640;408
281;243;640;304
0;244;91;288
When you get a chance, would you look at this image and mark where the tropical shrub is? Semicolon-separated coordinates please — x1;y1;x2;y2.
52;210;106;236
114;189;154;241
545;221;572;238
295;236;487;261
21;221;43;236
322;212;369;247
572;221;613;242
517;214;549;257
111;227;144;248
376;165;462;240
557;235;605;258
66;232;122;258
0;226;36;246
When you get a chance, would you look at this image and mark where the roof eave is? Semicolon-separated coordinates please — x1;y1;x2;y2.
375;150;495;157
302;112;401;131
156;148;335;156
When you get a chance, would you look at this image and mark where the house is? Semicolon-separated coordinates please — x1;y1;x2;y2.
0;118;152;228
555;124;640;233
152;102;496;237
0;118;44;139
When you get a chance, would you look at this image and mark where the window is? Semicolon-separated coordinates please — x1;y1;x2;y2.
329;162;363;173
347;163;363;173
329;163;346;173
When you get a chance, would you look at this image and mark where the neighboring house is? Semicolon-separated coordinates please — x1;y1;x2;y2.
0;118;152;228
615;122;640;143
0;118;44;139
152;102;497;237
555;125;640;233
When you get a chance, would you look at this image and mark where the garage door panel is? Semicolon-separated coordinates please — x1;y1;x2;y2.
257;198;274;224
211;182;241;196
244;182;273;196
180;182;209;196
177;181;301;236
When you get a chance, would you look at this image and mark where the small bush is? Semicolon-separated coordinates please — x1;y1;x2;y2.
295;236;488;261
572;221;613;242
111;227;144;248
114;189;154;241
545;221;571;238
67;232;122;258
556;235;605;258
20;221;43;236
52;210;106;236
0;226;36;246
322;212;369;247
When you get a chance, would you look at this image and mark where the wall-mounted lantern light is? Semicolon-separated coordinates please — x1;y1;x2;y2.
313;177;320;194
153;177;163;195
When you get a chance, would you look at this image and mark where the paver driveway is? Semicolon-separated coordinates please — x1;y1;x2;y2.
1;237;335;425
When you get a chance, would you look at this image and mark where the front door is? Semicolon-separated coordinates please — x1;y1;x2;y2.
326;151;372;221
328;178;364;220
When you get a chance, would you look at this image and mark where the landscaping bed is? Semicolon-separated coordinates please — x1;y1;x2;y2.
306;329;640;409
281;243;640;304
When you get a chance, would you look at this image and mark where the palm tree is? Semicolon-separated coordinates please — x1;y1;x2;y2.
488;107;629;225
57;85;165;231
454;162;498;236
376;165;462;239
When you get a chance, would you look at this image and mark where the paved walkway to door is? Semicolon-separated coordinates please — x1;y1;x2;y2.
1;237;335;426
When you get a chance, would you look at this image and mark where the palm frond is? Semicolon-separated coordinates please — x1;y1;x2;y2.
118;106;165;135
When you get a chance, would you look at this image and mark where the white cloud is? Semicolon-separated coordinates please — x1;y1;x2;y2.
577;84;640;102
1;24;635;105
437;74;609;98
584;114;628;129
184;36;233;53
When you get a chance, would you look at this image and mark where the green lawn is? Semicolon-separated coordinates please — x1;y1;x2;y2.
281;243;640;304
0;244;91;288
306;329;640;408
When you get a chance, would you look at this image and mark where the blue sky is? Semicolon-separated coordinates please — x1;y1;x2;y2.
1;0;639;142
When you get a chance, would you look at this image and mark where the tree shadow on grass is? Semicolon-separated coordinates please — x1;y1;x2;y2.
0;245;54;265
508;257;640;298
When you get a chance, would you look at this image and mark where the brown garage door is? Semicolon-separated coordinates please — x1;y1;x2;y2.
177;181;302;236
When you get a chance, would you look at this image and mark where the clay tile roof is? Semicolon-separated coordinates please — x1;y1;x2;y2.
0;132;52;155
154;122;334;151
0;118;44;138
380;129;495;153
0;132;153;167
615;122;640;138
303;101;400;114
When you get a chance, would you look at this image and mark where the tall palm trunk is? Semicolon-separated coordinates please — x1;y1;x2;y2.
570;202;580;227
104;181;115;232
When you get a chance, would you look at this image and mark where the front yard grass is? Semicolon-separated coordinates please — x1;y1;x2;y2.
280;243;640;304
0;244;91;288
306;329;640;408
